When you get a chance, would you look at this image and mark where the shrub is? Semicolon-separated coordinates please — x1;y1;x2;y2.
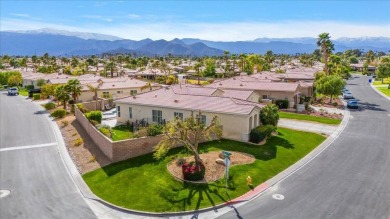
44;102;56;110
275;99;289;109
86;111;102;124
147;124;163;136
97;125;112;138
76;103;88;113
182;162;205;181
88;155;96;163
249;125;276;143
33;93;41;100
25;85;34;90
74;138;83;147
51;109;66;119
61;120;69;127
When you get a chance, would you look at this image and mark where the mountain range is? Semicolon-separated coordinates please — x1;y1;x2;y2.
1;28;389;56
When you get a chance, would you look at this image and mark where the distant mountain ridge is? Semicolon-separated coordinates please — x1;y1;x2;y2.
1;28;389;56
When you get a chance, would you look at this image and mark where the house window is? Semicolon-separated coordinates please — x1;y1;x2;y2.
196;114;207;125
174;112;183;120
117;90;123;94
117;106;121;117
152;110;162;123
130;90;137;95
129;107;132;119
262;95;268;99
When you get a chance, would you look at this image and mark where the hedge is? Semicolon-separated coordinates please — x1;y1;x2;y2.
51;109;66;119
86;111;102;124
147;124;163;136
33;93;41;100
249;125;276;143
44;102;56;110
275;99;289;109
76;103;88;113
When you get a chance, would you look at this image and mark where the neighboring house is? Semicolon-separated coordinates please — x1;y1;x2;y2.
206;76;305;107
350;63;376;73
115;86;264;141
79;77;160;102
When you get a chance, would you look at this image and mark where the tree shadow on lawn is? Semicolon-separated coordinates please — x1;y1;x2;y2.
158;179;235;211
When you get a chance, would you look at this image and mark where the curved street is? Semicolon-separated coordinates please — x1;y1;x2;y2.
216;75;390;218
0;92;96;219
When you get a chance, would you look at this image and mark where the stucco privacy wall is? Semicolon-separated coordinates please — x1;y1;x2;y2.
75;107;182;162
75;107;113;160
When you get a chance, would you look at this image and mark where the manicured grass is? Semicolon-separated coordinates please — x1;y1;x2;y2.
186;79;209;85
83;128;325;212
279;111;341;125
377;87;390;97
19;88;29;96
111;125;134;141
373;78;390;86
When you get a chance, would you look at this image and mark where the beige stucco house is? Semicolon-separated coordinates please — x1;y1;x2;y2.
115;86;264;141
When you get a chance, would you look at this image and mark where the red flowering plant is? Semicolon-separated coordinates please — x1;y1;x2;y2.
182;161;205;181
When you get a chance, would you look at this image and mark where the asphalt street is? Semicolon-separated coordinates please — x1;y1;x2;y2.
218;75;390;219
0;92;96;219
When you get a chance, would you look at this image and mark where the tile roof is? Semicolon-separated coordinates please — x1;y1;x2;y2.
116;87;263;116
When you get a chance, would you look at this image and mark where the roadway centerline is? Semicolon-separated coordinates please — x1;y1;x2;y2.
0;142;57;152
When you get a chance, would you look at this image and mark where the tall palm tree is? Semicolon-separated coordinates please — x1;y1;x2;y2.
87;81;104;110
55;85;70;110
317;33;334;75
194;62;203;85
105;61;116;78
66;79;82;102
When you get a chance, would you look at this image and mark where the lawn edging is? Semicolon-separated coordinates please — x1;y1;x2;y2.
370;83;390;101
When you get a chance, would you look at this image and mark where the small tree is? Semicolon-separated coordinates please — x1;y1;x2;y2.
87;81;103;110
154;111;222;165
7;74;22;87
260;104;279;127
55;85;70;109
315;75;346;103
36;79;46;87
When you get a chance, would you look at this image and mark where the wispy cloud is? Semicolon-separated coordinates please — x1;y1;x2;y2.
11;13;30;18
127;14;140;19
81;15;113;22
1;18;389;41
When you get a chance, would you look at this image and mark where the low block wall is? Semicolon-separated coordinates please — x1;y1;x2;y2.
75;107;182;162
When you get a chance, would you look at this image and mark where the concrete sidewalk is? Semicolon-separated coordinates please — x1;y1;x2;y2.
278;118;338;135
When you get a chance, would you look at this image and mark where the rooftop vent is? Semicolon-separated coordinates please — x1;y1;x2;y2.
240;84;243;86
155;94;157;98
219;83;222;85
133;96;136;99
174;99;179;103
112;84;115;87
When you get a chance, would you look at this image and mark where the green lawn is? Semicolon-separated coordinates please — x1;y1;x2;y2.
111;125;134;141
19;88;29;96
279;111;341;125
83;127;325;212
377;87;390;97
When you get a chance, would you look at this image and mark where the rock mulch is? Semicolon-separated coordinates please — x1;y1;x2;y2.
167;151;255;183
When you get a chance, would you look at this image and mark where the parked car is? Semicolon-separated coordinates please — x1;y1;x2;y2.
28;88;41;98
8;87;19;96
342;88;349;93
343;91;354;99
347;100;359;109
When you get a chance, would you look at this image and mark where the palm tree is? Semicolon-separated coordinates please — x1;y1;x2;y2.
194;62;203;85
66;79;82;102
105;61;116;78
317;33;335;75
86;81;103;110
260;104;279;127
55;85;71;110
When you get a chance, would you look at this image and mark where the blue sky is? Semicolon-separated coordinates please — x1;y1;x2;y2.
1;1;389;41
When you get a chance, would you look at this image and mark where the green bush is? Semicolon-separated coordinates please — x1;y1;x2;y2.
86;111;102;124
97;125;112;138
147;124;163;136
25;85;34;90
76;103;88;113
51;109;66;119
44;102;56;110
249;125;276;143
33;93;41;100
275;99;289;109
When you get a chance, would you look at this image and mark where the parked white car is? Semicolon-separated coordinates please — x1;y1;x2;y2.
7;87;19;96
343;91;354;99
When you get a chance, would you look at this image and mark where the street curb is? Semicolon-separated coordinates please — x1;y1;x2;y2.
370;83;390;101
38;98;350;217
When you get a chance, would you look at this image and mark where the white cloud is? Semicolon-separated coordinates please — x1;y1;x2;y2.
11;13;30;18
127;14;140;19
1;18;389;41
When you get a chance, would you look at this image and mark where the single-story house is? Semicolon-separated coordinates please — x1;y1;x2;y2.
115;86;264;141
